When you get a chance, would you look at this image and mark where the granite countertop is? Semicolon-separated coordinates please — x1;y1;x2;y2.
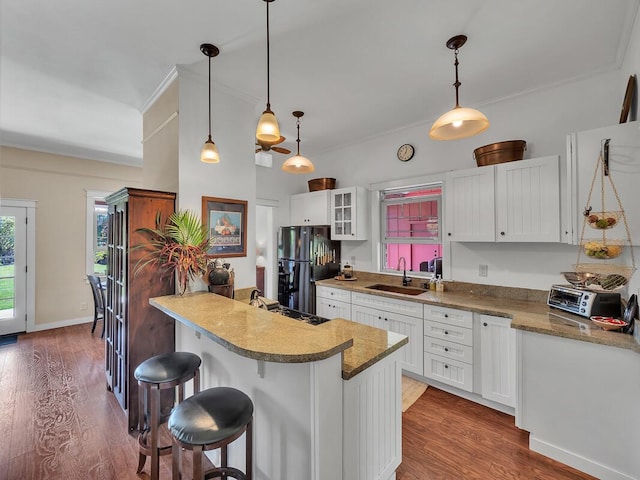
317;273;640;354
150;291;408;379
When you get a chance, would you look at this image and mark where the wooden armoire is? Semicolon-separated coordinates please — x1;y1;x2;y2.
105;187;176;431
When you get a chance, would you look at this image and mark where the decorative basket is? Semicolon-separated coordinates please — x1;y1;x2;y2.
308;178;336;192
573;263;634;291
584;211;622;230
473;140;526;167
581;239;625;259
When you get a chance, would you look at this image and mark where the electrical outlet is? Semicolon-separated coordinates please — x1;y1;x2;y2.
80;302;88;311
350;256;356;265
479;264;488;277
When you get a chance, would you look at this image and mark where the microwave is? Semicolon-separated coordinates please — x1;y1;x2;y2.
547;284;621;318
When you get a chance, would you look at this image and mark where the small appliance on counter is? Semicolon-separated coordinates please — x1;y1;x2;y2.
547;284;621;318
342;263;353;279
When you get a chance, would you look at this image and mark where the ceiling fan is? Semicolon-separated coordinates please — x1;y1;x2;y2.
255;136;291;155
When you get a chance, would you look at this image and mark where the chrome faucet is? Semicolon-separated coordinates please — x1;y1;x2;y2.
397;257;411;286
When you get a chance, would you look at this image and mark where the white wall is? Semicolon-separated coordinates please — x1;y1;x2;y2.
176;67;258;290
282;63;639;293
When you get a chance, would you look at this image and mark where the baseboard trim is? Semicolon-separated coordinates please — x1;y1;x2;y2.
529;436;636;480
28;316;95;333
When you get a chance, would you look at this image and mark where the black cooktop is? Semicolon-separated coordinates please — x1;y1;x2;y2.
272;305;331;326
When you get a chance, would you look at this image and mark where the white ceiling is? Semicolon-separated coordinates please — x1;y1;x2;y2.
1;0;638;166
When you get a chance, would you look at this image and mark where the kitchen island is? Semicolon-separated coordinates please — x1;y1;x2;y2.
150;292;408;480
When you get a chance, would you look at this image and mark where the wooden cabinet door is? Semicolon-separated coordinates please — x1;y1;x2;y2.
480;314;516;407
384;311;423;376
351;304;385;329
495;155;560;242
444;167;495;242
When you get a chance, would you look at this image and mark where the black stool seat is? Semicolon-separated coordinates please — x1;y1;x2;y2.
134;351;202;384
169;387;253;445
168;387;254;480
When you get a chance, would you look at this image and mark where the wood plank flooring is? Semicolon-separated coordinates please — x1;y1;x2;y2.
396;387;597;480
0;324;597;480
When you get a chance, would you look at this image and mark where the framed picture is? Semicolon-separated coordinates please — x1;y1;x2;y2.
202;196;248;258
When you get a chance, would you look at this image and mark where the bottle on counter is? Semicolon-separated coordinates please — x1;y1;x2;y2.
429;276;437;291
436;275;444;292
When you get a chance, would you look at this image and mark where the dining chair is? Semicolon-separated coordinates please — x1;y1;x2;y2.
87;274;105;338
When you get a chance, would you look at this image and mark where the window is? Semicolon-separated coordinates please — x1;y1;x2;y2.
380;183;443;277
86;191;112;277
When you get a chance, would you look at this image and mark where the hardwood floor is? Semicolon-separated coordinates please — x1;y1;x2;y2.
0;324;596;480
396;387;597;480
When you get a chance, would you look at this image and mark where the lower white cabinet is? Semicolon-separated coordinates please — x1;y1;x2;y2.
480;314;516;407
316;286;351;320
351;293;424;376
423;305;473;392
317;297;351;320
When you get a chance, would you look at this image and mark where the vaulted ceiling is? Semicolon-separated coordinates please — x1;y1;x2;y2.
1;0;637;166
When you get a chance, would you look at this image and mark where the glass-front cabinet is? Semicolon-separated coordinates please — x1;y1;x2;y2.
331;187;369;241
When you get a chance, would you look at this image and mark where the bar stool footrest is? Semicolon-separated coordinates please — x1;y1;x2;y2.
205;466;246;480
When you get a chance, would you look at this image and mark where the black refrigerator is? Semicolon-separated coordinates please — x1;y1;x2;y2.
277;226;341;314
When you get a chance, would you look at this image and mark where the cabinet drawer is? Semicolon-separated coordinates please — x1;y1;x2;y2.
424;336;473;364
316;285;351;302
352;292;423;318
423;305;473;329
424;319;472;346
424;353;473;392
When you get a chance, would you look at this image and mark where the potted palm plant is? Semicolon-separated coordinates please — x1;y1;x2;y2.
134;210;211;295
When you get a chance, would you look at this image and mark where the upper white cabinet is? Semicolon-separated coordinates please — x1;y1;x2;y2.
444;155;561;242
480;314;516;408
330;187;369;241
289;190;331;226
444;166;495;242
496;156;560;242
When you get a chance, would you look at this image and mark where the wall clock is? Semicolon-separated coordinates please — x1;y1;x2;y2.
397;144;415;162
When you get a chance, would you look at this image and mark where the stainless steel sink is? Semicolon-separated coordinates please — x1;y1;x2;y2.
365;283;427;296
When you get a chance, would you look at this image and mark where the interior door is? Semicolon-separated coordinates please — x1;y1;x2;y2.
0;206;27;335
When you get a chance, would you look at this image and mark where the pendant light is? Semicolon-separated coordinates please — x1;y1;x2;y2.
430;35;489;141
256;0;281;144
282;111;315;174
200;43;220;163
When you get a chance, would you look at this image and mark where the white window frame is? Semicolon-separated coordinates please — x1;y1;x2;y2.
85;190;112;278
369;174;450;279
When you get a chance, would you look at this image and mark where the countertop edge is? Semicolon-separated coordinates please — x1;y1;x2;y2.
341;335;409;380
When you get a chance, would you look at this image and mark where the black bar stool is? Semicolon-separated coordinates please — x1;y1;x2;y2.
134;352;202;480
168;386;254;480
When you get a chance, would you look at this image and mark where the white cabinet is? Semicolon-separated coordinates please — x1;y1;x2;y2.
444;167;495;242
289;190;331;225
495;156;560;242
351;292;423;376
316;285;351;320
480;314;516;407
330;187;369;240
444;155;561;242
423;305;473;392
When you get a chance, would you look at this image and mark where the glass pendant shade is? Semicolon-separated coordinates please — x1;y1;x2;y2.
201;136;220;163
281;154;314;174
429;106;489;140
256;109;281;143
